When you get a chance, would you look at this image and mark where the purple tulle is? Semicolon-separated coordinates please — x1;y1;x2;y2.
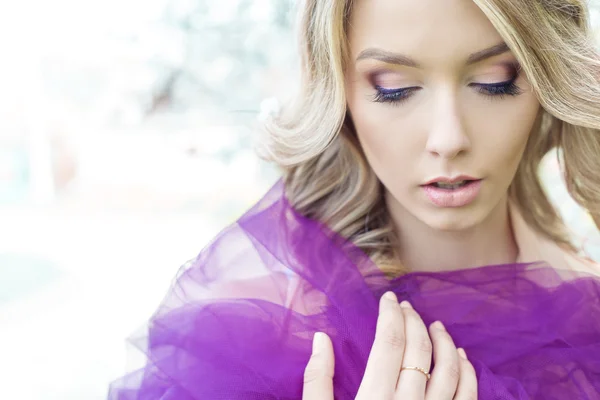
108;180;600;399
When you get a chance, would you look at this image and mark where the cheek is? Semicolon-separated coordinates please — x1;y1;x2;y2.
481;125;528;165
348;99;422;177
352;110;420;181
473;98;540;173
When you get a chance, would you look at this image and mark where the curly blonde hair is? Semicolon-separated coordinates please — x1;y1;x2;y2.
258;0;600;276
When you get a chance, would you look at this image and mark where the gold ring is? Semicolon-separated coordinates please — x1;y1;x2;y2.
401;366;431;381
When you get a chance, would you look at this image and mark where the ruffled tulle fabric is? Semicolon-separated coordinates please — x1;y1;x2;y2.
108;180;600;400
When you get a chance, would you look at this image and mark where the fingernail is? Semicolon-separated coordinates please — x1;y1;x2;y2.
399;300;413;309
431;321;446;331
313;332;326;354
383;291;397;302
380;292;396;312
458;348;468;360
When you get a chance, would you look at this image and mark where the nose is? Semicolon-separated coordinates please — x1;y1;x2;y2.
425;91;471;159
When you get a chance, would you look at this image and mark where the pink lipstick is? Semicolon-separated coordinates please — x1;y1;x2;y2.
421;177;482;208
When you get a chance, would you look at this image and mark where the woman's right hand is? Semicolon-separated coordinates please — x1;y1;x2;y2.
302;291;478;399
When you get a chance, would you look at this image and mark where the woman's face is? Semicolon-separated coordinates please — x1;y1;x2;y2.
345;0;541;232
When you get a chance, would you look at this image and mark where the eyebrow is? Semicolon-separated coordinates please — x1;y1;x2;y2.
355;42;511;68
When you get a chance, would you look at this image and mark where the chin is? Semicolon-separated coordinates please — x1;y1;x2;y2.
423;217;481;232
418;205;490;232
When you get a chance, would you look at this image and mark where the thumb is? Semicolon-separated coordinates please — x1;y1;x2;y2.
302;332;335;400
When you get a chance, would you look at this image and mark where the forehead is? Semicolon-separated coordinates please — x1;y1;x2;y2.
347;0;505;67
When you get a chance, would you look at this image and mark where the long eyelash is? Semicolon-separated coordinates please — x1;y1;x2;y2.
372;76;523;106
473;78;523;99
372;86;416;106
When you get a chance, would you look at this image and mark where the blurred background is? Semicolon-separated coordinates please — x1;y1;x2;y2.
0;0;598;398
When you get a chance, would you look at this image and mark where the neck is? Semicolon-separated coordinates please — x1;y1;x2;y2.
388;194;519;273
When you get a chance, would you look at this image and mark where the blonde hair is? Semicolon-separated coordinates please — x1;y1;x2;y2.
259;0;600;276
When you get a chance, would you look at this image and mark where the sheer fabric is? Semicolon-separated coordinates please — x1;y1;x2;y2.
108;180;600;399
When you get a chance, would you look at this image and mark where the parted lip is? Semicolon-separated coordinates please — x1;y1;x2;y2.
422;175;481;186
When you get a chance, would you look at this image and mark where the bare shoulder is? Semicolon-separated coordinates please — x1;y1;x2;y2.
564;251;600;277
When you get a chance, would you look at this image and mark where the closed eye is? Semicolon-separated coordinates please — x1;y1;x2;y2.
471;79;523;99
372;78;523;106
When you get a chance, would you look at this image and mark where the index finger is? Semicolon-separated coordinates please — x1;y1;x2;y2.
303;332;335;400
356;291;406;399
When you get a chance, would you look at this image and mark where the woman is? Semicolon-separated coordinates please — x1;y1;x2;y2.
108;0;600;398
